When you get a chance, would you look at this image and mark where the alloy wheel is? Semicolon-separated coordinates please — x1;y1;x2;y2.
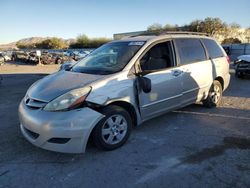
101;115;128;145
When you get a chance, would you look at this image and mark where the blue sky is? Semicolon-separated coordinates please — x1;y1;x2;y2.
0;0;249;44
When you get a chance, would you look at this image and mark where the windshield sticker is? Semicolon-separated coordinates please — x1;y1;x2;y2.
128;41;145;46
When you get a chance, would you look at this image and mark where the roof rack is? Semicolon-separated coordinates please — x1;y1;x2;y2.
160;31;209;36
129;31;158;37
130;31;209;37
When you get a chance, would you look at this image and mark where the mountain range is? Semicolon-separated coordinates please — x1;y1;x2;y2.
0;37;76;50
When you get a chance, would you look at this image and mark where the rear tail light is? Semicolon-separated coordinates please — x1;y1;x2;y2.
226;56;230;64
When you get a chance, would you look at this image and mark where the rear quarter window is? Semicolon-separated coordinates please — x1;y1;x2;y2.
175;38;206;65
202;39;225;59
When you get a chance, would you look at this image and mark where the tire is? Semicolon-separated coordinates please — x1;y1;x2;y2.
92;105;132;150
203;80;222;108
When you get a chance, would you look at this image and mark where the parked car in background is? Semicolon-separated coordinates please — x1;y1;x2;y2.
0;53;11;62
27;51;39;64
0;55;5;66
222;43;250;62
18;32;230;153
235;55;250;78
12;51;29;62
73;51;88;60
10;50;78;65
63;50;72;57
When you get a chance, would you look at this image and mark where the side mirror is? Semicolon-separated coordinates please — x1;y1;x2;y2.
59;61;76;71
137;76;151;93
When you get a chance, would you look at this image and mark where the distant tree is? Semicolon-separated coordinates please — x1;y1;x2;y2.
70;34;111;48
221;38;242;44
188;20;203;32
70;34;90;48
16;41;36;49
89;37;111;48
147;23;180;34
244;28;250;43
36;38;68;49
147;17;228;36
16;42;27;49
147;23;163;32
163;24;179;31
195;17;227;35
179;17;227;37
145;17;249;43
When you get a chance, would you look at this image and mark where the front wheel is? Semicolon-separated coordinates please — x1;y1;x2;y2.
203;80;222;108
93;105;132;150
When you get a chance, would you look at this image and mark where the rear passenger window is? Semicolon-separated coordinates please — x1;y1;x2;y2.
202;39;224;59
175;38;206;65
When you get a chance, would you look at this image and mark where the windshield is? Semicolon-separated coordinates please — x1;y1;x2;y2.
72;41;144;75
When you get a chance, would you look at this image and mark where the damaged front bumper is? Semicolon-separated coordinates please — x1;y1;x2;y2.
18;99;104;153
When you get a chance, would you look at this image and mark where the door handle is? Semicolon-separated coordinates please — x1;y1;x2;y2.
172;70;183;77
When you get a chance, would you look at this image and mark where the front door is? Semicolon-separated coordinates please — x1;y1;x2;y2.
136;41;183;120
139;68;183;120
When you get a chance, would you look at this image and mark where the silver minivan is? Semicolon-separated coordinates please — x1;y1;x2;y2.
18;32;230;153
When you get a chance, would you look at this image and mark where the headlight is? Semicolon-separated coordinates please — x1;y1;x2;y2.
43;86;91;111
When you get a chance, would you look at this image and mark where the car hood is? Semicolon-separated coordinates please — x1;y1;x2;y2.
27;70;106;102
237;55;250;63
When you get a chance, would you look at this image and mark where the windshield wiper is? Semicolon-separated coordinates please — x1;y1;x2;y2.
73;69;115;75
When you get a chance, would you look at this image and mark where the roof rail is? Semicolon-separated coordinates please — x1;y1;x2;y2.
130;31;210;37
160;31;209;36
129;31;158;37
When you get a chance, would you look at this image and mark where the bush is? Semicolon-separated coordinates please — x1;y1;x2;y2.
221;38;242;44
16;38;68;50
36;38;68;49
16;42;36;49
70;34;111;48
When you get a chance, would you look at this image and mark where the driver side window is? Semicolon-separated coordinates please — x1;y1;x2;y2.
140;41;174;71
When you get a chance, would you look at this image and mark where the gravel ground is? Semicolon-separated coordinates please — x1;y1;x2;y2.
0;63;249;188
0;61;59;74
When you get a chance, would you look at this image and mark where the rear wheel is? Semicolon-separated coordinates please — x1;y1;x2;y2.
203;80;222;108
93;105;132;150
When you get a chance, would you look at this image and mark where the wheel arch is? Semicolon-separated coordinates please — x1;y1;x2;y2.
215;76;224;90
85;100;139;150
106;101;138;127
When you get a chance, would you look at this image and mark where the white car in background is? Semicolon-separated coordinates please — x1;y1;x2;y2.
235;55;250;78
4;55;11;61
0;55;4;65
0;53;11;61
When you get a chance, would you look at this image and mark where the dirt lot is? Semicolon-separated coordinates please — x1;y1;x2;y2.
0;62;250;188
0;61;59;74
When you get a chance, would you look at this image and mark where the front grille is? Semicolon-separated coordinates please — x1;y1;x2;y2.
48;138;71;144
239;64;249;68
238;61;250;68
25;96;47;109
24;127;39;139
